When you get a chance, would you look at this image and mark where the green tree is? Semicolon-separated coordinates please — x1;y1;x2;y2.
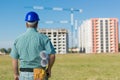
0;48;7;53
7;48;11;54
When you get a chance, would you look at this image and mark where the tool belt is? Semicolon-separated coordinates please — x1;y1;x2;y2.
20;68;46;80
20;68;33;72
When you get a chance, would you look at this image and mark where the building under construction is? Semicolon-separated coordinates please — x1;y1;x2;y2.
38;28;69;54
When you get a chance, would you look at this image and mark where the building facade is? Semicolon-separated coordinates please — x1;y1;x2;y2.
78;18;119;53
38;28;68;54
78;20;92;53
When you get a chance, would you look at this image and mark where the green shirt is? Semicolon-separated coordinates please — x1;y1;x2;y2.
10;28;56;68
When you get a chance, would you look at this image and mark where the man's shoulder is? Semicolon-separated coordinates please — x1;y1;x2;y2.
14;33;26;42
17;33;26;38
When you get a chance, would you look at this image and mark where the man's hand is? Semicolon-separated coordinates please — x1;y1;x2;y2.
46;68;51;78
14;74;19;80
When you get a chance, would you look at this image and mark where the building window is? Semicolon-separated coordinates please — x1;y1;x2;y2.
54;35;56;37
106;38;108;40
106;28;108;31
96;50;99;53
101;38;103;41
105;20;108;22
106;35;108;37
96;26;98;27
101;33;103;39
106;32;108;34
100;20;103;22
105;20;108;24
106;47;109;49
101;44;103;46
54;41;56;43
106;44;109;47
48;32;51;34
43;33;46;34
53;32;56;34
58;38;61;40
101;50;103;52
106;50;109;52
101;25;103;27
101;32;103;34
48;35;51;37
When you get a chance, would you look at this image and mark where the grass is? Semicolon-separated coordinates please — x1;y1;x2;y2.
0;55;13;80
1;53;120;80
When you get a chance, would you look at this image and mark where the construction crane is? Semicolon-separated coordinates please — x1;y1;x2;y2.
24;6;82;52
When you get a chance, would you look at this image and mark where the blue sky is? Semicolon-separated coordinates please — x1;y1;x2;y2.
0;0;120;48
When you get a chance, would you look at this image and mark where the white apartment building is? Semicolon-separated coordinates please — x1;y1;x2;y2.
78;20;92;53
38;29;68;54
78;18;119;53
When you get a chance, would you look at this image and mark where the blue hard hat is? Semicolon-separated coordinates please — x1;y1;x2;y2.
25;11;40;22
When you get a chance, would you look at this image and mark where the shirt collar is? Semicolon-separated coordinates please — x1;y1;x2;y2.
26;28;37;32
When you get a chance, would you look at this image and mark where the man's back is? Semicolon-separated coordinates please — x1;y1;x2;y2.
11;28;50;68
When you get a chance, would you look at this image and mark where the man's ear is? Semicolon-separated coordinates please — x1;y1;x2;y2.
26;22;28;28
35;22;38;28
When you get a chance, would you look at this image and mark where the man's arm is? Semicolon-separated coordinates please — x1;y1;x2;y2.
12;59;19;80
47;54;55;78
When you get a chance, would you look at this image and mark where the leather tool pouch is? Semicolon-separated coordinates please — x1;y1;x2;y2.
34;68;46;80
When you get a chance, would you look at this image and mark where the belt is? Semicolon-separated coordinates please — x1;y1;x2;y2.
20;68;33;72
